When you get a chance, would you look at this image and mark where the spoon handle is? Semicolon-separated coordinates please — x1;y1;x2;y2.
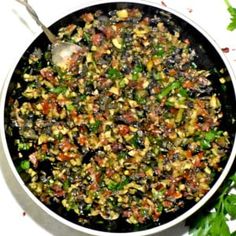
16;0;58;44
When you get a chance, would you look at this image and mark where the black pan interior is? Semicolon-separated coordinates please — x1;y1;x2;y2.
4;2;236;232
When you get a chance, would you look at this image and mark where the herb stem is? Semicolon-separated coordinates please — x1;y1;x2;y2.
224;0;231;8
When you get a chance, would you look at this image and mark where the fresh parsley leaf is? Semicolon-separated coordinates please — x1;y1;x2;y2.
224;194;236;218
208;213;230;236
188;212;212;236
225;0;236;31
188;211;231;236
230;172;236;183
188;170;236;236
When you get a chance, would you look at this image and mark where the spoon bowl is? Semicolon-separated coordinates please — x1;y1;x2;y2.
16;0;80;69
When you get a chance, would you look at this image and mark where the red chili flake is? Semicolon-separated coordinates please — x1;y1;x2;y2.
184;38;190;45
161;1;167;7
22;211;26;216
187;8;193;13
222;47;230;53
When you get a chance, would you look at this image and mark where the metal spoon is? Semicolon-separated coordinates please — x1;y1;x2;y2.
16;0;80;69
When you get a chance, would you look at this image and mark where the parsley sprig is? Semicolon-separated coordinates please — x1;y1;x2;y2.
225;0;236;31
187;170;236;236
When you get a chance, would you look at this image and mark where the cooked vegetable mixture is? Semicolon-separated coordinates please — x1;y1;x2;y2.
7;8;230;228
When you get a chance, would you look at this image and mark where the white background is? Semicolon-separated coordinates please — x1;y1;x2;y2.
0;0;236;235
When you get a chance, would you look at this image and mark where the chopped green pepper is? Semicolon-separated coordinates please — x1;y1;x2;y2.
79;94;87;101
17;142;31;151
50;86;67;94
20;160;30;170
118;151;128;159
130;133;140;148
88;120;101;133
135;89;148;105
205;130;222;142
108;178;129;191
107;68;123;80
63;179;70;190
157;80;182;101
153;72;162;81
119;79;126;88
200;139;211;150
66;104;75;111
155;45;165;57
83;32;91;43
178;88;188;97
132;64;143;80
85;204;92;211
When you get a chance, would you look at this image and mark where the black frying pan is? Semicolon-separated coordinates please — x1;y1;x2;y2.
3;1;236;233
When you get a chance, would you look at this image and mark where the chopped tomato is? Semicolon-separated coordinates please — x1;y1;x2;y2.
41;101;51;115
91;33;103;46
168;69;177;76
58;153;71;161
94;156;104;166
122;112;137;124
152;209;161;221
29;152;38;168
184;38;190;45
81;13;94;23
41;143;48;153
57;152;79;161
103;26;114;39
78;136;86;145
118;125;130;135
51;184;65;197
186;150;192;158
105;168;115;178
59;139;72;152
162;200;173;208
183;80;194;88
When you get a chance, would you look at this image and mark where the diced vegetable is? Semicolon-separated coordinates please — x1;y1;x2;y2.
157;80;181;101
107;68;123;80
20;160;30;170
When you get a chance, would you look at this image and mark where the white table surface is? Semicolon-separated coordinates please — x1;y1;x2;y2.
0;0;236;235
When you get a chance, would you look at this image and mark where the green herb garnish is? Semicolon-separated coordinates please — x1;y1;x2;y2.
50;86;67;94
155;45;165;57
83;32;91;43
225;0;236;31
188;172;236;236
132;64;143;80
108;178;130;191
88;120;101;133
17;142;31;151
107;68;123;80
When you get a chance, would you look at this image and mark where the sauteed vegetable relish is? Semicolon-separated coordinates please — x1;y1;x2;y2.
7;8;230;228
